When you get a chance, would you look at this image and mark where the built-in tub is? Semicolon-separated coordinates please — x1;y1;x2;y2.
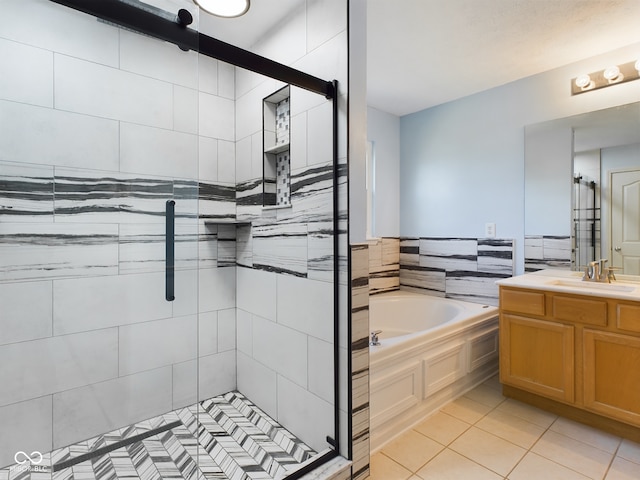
369;290;499;452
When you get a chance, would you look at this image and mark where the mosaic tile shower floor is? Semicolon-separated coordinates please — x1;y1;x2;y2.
0;392;315;480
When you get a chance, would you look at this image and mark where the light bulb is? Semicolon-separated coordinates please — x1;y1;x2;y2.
194;0;250;17
575;74;591;88
603;65;621;81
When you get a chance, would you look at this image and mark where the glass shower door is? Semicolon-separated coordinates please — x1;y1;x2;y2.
0;0;203;476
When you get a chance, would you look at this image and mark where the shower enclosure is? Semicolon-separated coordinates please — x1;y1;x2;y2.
0;0;343;478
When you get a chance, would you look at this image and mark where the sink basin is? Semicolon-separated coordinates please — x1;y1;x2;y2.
546;279;636;293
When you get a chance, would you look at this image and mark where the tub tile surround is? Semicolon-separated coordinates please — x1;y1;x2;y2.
367;375;640;480
365;237;514;306
524;235;572;271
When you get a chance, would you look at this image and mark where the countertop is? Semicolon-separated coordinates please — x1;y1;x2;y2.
496;269;640;301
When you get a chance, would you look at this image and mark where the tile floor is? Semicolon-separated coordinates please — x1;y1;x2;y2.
368;375;640;480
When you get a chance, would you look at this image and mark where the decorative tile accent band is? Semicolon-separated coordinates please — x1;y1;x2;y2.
524;235;571;272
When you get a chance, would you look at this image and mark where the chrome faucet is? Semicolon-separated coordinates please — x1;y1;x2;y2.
370;330;382;346
582;259;612;282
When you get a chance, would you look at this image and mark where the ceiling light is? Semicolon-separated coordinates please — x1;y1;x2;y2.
193;0;250;17
571;60;639;95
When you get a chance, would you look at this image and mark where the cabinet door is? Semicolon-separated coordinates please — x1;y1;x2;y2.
500;314;574;402
584;329;640;427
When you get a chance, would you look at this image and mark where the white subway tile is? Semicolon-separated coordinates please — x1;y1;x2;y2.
120;29;199;89
0;38;53;107
199;92;234;141
306;0;347;53
172;359;198;409
236;309;253;355
55;54;173;129
235;136;252;182
199;267;236;312
173;269;199;317
293;31;347;93
0;396;52;470
52;367;173;449
0;0;119;67
252;315;307;387
118;315;197;376
173;86;198;134
236;267;277;321
120;122;198;179
0;281;52;346
252;7;306;68
199;311;218;357
198;55;218;95
217;140;236;184
277;375;334;453
0;100;119;170
53;272;172;335
0;328;118;407
290;112;308;170
199;136;218;182
237;352;277;419
276;275;334;343
198;350;236;400
217;61;235;100
217;308;236;352
308;337;334;403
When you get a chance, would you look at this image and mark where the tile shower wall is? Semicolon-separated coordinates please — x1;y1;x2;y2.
524;235;572;271
399;237;514;305
0;0;236;468
231;0;350;460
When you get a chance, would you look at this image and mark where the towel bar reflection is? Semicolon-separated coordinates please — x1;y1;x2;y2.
166;200;175;301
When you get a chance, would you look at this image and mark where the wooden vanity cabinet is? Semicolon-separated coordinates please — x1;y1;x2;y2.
499;287;640;439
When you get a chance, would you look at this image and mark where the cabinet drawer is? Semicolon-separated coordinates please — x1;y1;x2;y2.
501;288;545;316
617;303;640;333
553;295;607;326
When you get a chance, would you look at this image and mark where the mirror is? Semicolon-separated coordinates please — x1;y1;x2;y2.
524;102;640;275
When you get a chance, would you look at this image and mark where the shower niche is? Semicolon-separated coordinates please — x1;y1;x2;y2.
263;85;291;207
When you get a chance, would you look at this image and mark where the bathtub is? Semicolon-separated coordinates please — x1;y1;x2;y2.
369;290;499;452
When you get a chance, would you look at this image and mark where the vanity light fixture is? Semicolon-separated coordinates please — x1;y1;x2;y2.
193;0;250;17
571;60;640;95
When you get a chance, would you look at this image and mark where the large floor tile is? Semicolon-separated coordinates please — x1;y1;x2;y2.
463;383;506;408
416;448;502;480
508;452;591;480
495;397;557;428
482;374;503;391
440;395;493;424
368;452;413;480
449;426;526;476
413;411;470;446
531;430;613;479
550;417;621;454
617;438;640;465
476;408;546;449
381;430;444;473
605;456;640;480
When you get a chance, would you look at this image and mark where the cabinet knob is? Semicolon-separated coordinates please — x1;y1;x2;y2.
614;247;622;252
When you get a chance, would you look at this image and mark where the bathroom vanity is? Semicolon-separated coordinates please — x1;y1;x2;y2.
497;269;640;441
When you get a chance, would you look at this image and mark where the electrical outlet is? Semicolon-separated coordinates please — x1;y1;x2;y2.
485;223;496;238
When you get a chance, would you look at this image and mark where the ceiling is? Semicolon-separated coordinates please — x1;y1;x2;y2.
183;0;640;117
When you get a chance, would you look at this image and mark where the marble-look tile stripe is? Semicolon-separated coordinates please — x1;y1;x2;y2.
0;162;54;221
478;239;514;275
